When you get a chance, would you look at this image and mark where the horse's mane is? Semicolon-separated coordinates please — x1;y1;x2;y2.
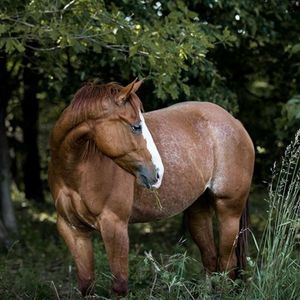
69;82;142;125
50;82;142;152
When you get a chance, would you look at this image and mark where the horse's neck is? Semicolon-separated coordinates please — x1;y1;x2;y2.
50;107;90;155
51;119;113;186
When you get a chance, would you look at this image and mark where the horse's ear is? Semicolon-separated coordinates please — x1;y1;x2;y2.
116;78;143;105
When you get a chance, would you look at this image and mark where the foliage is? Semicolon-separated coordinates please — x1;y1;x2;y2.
0;0;236;108
276;95;300;141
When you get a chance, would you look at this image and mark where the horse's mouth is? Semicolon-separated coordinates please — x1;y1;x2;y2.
137;174;159;189
136;165;159;189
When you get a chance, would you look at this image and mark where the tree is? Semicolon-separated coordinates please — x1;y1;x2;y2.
0;54;18;247
22;47;44;201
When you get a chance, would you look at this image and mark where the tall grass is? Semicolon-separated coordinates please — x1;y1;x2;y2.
249;130;300;299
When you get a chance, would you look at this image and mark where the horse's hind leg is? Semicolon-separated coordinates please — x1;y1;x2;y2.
215;193;248;279
187;190;217;274
57;215;95;296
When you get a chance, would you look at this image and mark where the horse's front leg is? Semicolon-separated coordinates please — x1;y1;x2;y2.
57;215;95;297
99;211;129;298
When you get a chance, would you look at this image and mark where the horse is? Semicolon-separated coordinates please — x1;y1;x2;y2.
48;79;254;298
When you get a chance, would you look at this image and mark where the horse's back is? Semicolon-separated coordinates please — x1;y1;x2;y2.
146;101;243;126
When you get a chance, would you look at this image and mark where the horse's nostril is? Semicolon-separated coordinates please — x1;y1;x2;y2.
140;174;151;188
156;172;160;179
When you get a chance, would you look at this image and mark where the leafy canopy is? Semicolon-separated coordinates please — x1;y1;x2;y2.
0;0;237;109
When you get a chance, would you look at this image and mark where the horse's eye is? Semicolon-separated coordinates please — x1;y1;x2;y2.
130;123;142;134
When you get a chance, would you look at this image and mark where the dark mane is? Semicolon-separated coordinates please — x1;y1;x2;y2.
69;82;142;125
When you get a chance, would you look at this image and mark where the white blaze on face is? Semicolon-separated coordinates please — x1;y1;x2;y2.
139;111;164;188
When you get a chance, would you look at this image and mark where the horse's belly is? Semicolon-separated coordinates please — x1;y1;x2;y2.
130;180;204;223
130;132;212;222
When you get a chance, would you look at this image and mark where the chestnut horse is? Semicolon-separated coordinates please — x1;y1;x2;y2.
48;79;254;298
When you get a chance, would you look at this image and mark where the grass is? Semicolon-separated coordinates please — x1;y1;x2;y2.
247;130;300;300
0;132;299;299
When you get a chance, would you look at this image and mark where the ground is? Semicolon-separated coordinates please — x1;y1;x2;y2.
0;185;274;299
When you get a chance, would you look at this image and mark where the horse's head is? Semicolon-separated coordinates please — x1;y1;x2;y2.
92;79;164;189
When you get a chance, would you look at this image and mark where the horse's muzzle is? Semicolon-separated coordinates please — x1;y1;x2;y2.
136;165;160;189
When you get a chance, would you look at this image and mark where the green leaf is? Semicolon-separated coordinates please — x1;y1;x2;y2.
290;43;300;54
0;24;7;35
14;40;25;53
129;44;139;57
181;83;190;97
5;39;15;54
286;96;300;120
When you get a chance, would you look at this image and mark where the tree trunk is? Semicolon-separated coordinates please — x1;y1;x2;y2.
0;113;17;234
0;54;18;247
22;50;44;202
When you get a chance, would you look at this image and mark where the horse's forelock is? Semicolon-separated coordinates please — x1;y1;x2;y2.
69;82;143;124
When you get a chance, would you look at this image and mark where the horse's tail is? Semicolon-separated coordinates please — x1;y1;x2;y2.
235;196;250;277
